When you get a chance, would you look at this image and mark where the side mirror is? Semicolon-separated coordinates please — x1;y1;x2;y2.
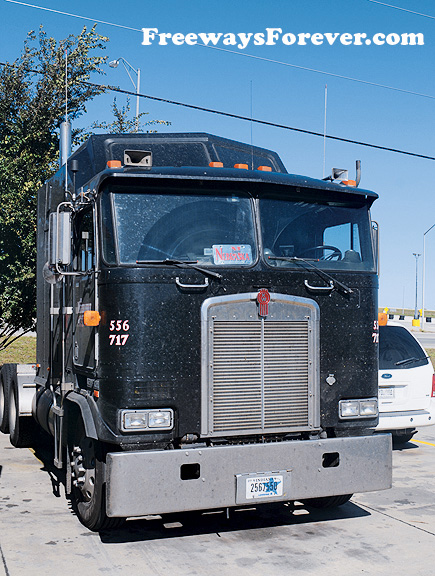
49;211;72;267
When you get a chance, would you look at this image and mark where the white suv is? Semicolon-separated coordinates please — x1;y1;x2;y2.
377;322;435;444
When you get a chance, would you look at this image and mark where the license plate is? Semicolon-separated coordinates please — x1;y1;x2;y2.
379;387;394;398
245;475;284;500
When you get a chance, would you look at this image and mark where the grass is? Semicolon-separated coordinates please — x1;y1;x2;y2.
427;349;435;366
0;336;36;365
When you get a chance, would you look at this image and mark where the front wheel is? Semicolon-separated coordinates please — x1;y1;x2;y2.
69;427;123;531
302;494;352;509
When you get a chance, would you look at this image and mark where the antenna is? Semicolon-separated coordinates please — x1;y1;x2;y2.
59;49;71;192
250;80;253;170
65;49;68;122
65;49;67;192
323;84;327;178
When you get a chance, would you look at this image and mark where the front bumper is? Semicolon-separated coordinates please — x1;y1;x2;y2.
105;434;392;518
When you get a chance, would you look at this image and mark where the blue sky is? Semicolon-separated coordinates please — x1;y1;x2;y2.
2;0;435;312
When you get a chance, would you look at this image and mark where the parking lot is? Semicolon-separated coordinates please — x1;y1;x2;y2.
1;425;435;576
1;315;434;575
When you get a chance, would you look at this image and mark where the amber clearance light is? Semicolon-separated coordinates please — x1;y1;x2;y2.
107;160;122;169
83;310;101;326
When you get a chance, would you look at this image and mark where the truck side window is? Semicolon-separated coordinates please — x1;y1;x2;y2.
74;209;94;272
100;192;117;265
323;222;361;260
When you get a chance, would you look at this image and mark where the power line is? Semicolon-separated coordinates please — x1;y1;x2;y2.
1;59;433;160
4;0;141;31
5;0;435;101
197;43;435;101
1;58;434;160
365;0;435;20
83;80;435;161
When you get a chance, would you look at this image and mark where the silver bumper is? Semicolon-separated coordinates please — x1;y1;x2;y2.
106;434;392;518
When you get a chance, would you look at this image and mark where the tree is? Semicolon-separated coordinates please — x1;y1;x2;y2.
91;97;171;134
0;26;108;351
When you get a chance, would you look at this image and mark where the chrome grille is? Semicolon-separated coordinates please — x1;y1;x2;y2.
213;322;262;431
201;292;319;437
212;320;309;432
264;321;309;428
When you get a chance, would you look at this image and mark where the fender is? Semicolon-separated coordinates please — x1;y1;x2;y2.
65;391;98;440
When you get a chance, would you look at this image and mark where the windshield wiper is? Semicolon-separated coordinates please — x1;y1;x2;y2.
136;258;222;280
268;256;353;295
395;355;428;366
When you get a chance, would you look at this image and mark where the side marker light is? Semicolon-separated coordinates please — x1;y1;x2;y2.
84;310;101;326
378;312;388;326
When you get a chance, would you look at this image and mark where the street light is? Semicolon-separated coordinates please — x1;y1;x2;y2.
109;57;141;132
413;252;421;324
421;223;435;330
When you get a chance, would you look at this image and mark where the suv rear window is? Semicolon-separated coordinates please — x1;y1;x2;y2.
379;325;428;370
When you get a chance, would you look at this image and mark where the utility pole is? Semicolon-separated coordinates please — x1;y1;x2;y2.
413;252;421;325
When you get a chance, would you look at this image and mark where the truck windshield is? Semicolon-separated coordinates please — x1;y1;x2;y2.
101;186;257;266
259;195;375;271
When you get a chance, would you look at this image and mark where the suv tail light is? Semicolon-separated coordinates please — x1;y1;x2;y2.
432;374;435;398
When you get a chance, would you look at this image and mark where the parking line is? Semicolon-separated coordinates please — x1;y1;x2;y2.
413;439;435;447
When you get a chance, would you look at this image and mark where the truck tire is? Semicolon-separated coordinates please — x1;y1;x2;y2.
8;368;36;448
302;494;352;509
0;364;13;434
69;423;124;531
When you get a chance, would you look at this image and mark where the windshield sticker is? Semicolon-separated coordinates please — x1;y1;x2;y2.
213;245;252;265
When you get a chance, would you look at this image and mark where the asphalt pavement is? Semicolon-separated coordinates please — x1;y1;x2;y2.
2;427;435;576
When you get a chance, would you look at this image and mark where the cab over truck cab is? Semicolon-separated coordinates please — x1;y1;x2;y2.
0;133;392;530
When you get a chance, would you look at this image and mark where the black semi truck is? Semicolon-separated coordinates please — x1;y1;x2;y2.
0;132;391;530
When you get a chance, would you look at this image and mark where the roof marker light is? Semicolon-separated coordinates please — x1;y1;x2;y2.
234;163;249;169
258;166;272;172
107;160;122;169
209;162;224;167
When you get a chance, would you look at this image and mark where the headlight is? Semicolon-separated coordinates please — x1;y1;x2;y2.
359;400;378;417
149;411;173;428
121;409;174;432
339;398;378;419
123;412;148;430
340;401;360;418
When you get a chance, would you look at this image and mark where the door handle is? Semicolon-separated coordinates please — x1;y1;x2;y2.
304;279;334;293
175;277;209;289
